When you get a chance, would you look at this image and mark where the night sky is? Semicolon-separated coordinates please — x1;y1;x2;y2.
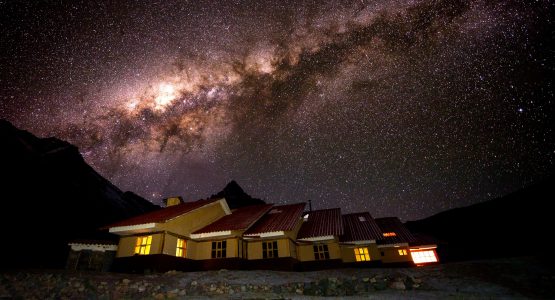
1;0;553;221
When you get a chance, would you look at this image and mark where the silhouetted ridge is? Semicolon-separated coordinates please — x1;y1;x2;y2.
0;120;159;268
406;176;553;261
210;180;266;209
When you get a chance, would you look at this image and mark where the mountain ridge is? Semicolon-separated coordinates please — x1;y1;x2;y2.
209;180;266;209
405;176;553;261
0;120;159;268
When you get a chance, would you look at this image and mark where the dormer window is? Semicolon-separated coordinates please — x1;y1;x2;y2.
358;216;366;222
303;214;309;221
383;232;396;237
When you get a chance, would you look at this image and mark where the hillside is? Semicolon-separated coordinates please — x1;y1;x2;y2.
406;176;553;261
0;120;158;268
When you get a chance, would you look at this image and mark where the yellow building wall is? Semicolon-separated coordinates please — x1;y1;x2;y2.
188;238;239;260
158;201;227;236
379;246;412;263
284;221;304;240
160;233;192;258
246;238;292;260
289;239;297;259
116;233;164;258
161;233;177;256
340;244;380;263
297;241;341;262
115;201;227;258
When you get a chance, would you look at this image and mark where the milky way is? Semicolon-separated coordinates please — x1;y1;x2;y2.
1;0;553;220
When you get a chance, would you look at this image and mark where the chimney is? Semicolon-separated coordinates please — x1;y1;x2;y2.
308;200;312;212
163;196;184;207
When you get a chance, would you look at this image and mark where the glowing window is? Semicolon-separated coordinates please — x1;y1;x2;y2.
211;241;227;258
354;247;370;261
398;249;408;256
313;244;330;260
176;238;187;257
383;232;396;237
262;241;278;258
411;250;438;264
134;236;152;255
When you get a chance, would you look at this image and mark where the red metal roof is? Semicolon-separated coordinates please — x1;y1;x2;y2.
104;198;220;228
244;203;306;235
375;217;416;245
192;204;274;233
339;212;383;242
297;208;343;239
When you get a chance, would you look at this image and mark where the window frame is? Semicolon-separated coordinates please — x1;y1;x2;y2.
354;247;371;261
134;235;152;255
211;240;227;258
262;241;279;259
313;244;330;260
410;250;438;264
176;238;187;258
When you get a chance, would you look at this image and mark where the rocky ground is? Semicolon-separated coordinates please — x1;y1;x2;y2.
0;257;553;299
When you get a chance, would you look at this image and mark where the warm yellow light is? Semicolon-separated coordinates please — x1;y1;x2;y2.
354;247;370;262
176;238;187;257
383;232;397;237
398;249;408;255
135;235;152;255
411;250;438;264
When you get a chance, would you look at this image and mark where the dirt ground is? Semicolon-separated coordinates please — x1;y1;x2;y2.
1;256;553;299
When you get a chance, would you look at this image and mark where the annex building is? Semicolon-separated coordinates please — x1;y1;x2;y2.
67;197;438;272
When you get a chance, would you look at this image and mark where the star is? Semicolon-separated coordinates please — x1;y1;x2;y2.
0;0;553;221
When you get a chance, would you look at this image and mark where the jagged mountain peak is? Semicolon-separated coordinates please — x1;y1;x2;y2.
210;180;266;209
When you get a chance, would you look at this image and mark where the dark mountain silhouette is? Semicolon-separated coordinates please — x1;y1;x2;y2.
0;120;158;268
406;176;553;261
210;180;266;209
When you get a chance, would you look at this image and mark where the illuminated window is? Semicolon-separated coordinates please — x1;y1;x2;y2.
354;247;370;261
176;238;187;257
211;241;227;258
262;241;278;258
134;236;152;255
313;244;330;260
383;232;397;237
411;250;438;264
398;249;408;256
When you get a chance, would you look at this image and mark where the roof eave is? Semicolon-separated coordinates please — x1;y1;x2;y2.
190;230;233;239
244;231;286;238
108;222;156;235
298;235;336;242
340;239;376;245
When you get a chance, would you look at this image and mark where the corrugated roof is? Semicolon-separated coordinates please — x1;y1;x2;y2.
244;203;306;235
192;204;274;233
339;212;383;242
105;198;220;228
375;217;416;245
297;208;343;239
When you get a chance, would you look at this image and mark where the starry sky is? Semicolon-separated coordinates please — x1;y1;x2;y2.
1;0;553;221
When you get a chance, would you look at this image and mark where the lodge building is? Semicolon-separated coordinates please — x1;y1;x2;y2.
67;197;438;272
